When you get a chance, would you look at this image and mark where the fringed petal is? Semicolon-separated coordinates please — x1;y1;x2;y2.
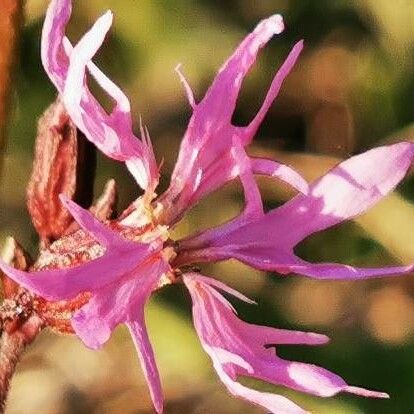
42;0;158;192
72;259;167;412
179;143;414;280
160;16;303;224
183;274;388;413
0;200;161;299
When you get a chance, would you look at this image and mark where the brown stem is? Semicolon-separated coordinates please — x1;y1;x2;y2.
0;0;24;177
0;315;43;413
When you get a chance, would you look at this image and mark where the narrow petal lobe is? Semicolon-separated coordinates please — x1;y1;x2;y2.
42;0;158;191
160;16;304;224
183;275;387;413
179;143;414;280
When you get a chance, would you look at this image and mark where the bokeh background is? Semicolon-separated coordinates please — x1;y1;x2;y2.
1;0;414;413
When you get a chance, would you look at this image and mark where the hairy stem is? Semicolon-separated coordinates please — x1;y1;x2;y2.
0;315;43;413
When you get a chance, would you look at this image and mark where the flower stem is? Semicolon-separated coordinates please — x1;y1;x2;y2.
0;315;43;412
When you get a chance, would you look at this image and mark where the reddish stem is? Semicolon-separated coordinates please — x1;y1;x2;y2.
0;315;43;412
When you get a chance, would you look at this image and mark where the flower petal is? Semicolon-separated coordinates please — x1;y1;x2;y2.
213;363;308;414
244;325;329;346
160;16;303;224
0;200;161;299
71;259;166;413
184;272;256;305
268;257;414;280
41;0;71;91
175;64;195;109
232;138;264;219
238;40;304;145
71;259;165;347
42;0;158;191
127;318;164;414
281;142;414;245
198;14;284;124
59;195;127;247
250;157;309;194
175;142;263;256
183;275;386;413
179;143;414;280
257;360;388;399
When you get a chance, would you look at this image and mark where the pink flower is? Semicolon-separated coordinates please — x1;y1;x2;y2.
0;0;413;412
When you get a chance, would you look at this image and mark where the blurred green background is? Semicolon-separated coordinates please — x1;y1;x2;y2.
1;0;414;413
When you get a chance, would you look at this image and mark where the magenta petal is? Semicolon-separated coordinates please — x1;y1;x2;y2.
180;143;414;280
176;142;263;253
59;195;130;247
70;290;114;349
183;275;387;413
71;259;166;347
199;14;284;124
0;200;161;300
160;16;302;224
72;259;166;413
0;245;148;300
231;138;264;219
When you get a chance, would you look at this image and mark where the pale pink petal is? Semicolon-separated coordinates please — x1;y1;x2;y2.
160;16;303;224
280;142;414;245
183;245;414;280
0;200;161;299
251;157;309;194
41;0;71;91
179;143;414;280
183;275;388;413
257;360;388;399
62;37;131;114
184;272;255;305
244;325;329;346
175;64;196;109
42;0;158;191
63;11;158;191
213;363;308;414
269;257;414;280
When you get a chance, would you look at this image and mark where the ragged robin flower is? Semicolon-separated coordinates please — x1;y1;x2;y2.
1;0;414;413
